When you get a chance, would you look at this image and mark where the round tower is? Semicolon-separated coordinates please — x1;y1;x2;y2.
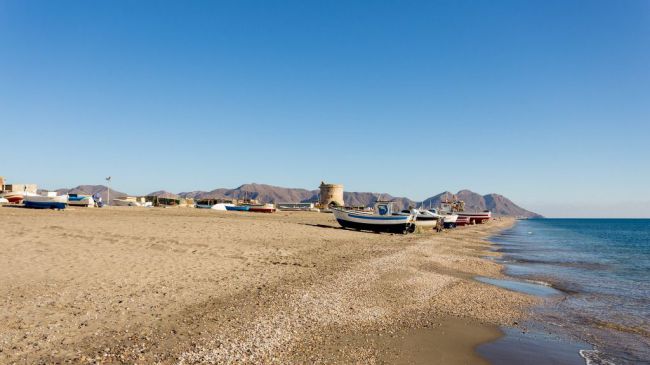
319;181;344;207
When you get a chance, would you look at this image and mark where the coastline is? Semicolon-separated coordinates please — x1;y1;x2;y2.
1;208;535;364
482;218;650;364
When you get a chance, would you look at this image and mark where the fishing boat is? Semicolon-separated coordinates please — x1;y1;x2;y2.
332;201;415;234
23;194;68;209
248;203;276;213
427;208;459;228
399;209;441;230
457;211;492;224
0;197;8;205
438;198;491;224
225;205;250;212
67;194;94;207
1;191;38;204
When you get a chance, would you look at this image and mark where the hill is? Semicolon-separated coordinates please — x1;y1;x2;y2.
47;185;128;203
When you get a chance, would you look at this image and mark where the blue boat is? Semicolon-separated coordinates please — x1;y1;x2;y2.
225;205;250;211
23;195;68;210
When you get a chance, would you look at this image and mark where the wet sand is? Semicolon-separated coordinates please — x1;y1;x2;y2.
0;207;535;364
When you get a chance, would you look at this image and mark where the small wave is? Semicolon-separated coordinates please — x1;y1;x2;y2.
579;349;616;365
524;279;553;287
510;258;610;269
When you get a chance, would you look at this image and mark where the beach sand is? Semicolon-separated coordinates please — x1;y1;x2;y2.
0;207;535;364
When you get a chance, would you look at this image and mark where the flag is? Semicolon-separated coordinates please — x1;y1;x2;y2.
105;176;111;182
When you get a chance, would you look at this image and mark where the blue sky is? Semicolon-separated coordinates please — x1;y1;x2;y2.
1;1;648;217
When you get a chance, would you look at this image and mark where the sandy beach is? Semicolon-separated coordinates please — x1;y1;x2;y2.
0;207;536;364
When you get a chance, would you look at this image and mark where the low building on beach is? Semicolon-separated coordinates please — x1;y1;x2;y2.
3;183;38;194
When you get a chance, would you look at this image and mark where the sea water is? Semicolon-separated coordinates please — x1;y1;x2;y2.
490;219;650;365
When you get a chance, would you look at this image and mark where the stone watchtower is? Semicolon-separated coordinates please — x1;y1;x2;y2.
319;181;344;207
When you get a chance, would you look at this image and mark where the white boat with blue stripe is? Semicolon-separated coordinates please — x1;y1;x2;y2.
332;201;415;234
23;193;68;210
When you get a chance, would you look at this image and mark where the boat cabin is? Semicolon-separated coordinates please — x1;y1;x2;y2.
373;201;396;216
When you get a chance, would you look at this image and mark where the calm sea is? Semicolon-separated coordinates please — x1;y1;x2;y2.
490;219;650;365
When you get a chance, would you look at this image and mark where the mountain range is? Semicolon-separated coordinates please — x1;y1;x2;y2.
47;183;541;218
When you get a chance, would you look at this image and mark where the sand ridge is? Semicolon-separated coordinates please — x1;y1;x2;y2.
0;207;535;364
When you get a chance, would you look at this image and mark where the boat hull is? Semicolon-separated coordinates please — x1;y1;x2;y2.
249;207;276;213
211;203;233;211
6;195;23;203
68;196;94;207
2;192;38;204
457;212;491;224
23;195;68;210
455;216;471;226
335;218;413;234
225;205;250;211
249;204;276;213
332;208;413;234
413;216;439;227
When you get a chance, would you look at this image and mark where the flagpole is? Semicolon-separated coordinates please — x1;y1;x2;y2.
106;176;111;207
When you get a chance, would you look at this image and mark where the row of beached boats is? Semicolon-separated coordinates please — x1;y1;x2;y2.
331;200;491;234
0;191;491;234
0;192;70;209
0;191;96;209
0;191;278;212
195;201;277;213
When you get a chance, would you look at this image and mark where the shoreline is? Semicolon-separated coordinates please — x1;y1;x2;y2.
1;207;535;364
482;218;650;364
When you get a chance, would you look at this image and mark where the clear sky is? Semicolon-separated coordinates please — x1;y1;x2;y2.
1;1;648;217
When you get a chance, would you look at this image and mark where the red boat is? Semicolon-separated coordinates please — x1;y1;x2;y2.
248;204;276;213
457;211;492;224
1;191;38;204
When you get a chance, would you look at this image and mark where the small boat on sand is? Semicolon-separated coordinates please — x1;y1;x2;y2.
1;191;38;204
24;194;68;209
225;205;250;212
427;208;459;228
248;204;276;213
67;194;94;207
332;201;415;234
399;209;442;230
0;197;8;205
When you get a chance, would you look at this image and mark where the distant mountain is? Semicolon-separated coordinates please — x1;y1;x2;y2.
421;189;541;218
46;185;128;203
176;183;318;203
50;183;541;217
